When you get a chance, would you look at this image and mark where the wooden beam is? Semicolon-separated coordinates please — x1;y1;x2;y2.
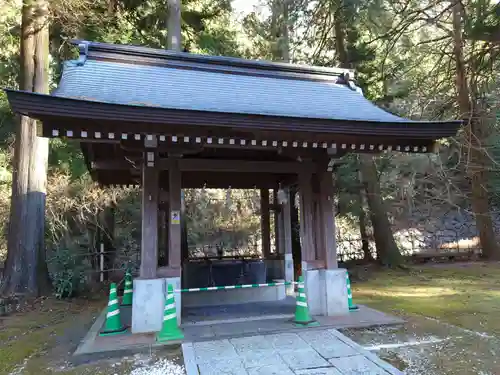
39;111;454;141
200;142;329;158
140;162;159;278
96;170;295;189
120;141;203;155
118;140;330;159
175;159;316;173
91;160;139;170
180;173;295;189
92;158;316;174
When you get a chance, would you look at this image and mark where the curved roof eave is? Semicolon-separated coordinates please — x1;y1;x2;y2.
4;90;461;139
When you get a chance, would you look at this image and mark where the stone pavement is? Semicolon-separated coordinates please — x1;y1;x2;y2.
73;302;403;358
181;305;404;342
182;328;404;375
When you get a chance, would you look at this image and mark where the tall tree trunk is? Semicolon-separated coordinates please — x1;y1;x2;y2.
270;0;301;276
167;0;182;51
359;155;402;266
281;0;290;62
1;0;50;296
270;0;291;61
270;0;281;60
166;0;187;265
452;2;499;259
333;0;348;66
334;0;402;266
357;171;372;261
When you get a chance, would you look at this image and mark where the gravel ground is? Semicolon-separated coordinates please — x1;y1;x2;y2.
92;349;186;375
341;315;500;375
54;352;186;374
129;357;185;375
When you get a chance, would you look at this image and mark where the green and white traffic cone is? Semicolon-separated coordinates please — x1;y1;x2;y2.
293;276;319;327
156;284;184;342
346;272;359;311
121;270;133;306
100;283;127;336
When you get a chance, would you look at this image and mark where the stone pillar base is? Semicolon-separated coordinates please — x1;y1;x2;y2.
131;278;165;334
273;278;286;301
131;277;182;334
284;253;294;296
301;262;348;316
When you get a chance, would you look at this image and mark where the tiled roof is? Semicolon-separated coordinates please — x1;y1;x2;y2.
4;41;461;143
54;58;410;124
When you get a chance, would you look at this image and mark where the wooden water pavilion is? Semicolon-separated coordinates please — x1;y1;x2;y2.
5;41;460;331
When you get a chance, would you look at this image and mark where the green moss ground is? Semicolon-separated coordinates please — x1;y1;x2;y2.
0;296;184;375
0;297;104;374
352;262;500;335
344;262;500;374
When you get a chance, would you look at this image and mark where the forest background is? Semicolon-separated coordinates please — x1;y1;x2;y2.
1;0;500;297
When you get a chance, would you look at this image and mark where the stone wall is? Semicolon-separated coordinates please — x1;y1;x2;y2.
336;207;500;260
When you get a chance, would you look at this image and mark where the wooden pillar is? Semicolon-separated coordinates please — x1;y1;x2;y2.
290;188;301;280
168;158;182;270
277;208;285;255
283;188;293;256
298;172;315;262
181;190;189;263
273;189;283;254
260;189;271;259
140;160;159;279
159;190;169;266
282;188;294;288
157;206;166;266
313;194;325;262
311;174;325;264
320;170;338;268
